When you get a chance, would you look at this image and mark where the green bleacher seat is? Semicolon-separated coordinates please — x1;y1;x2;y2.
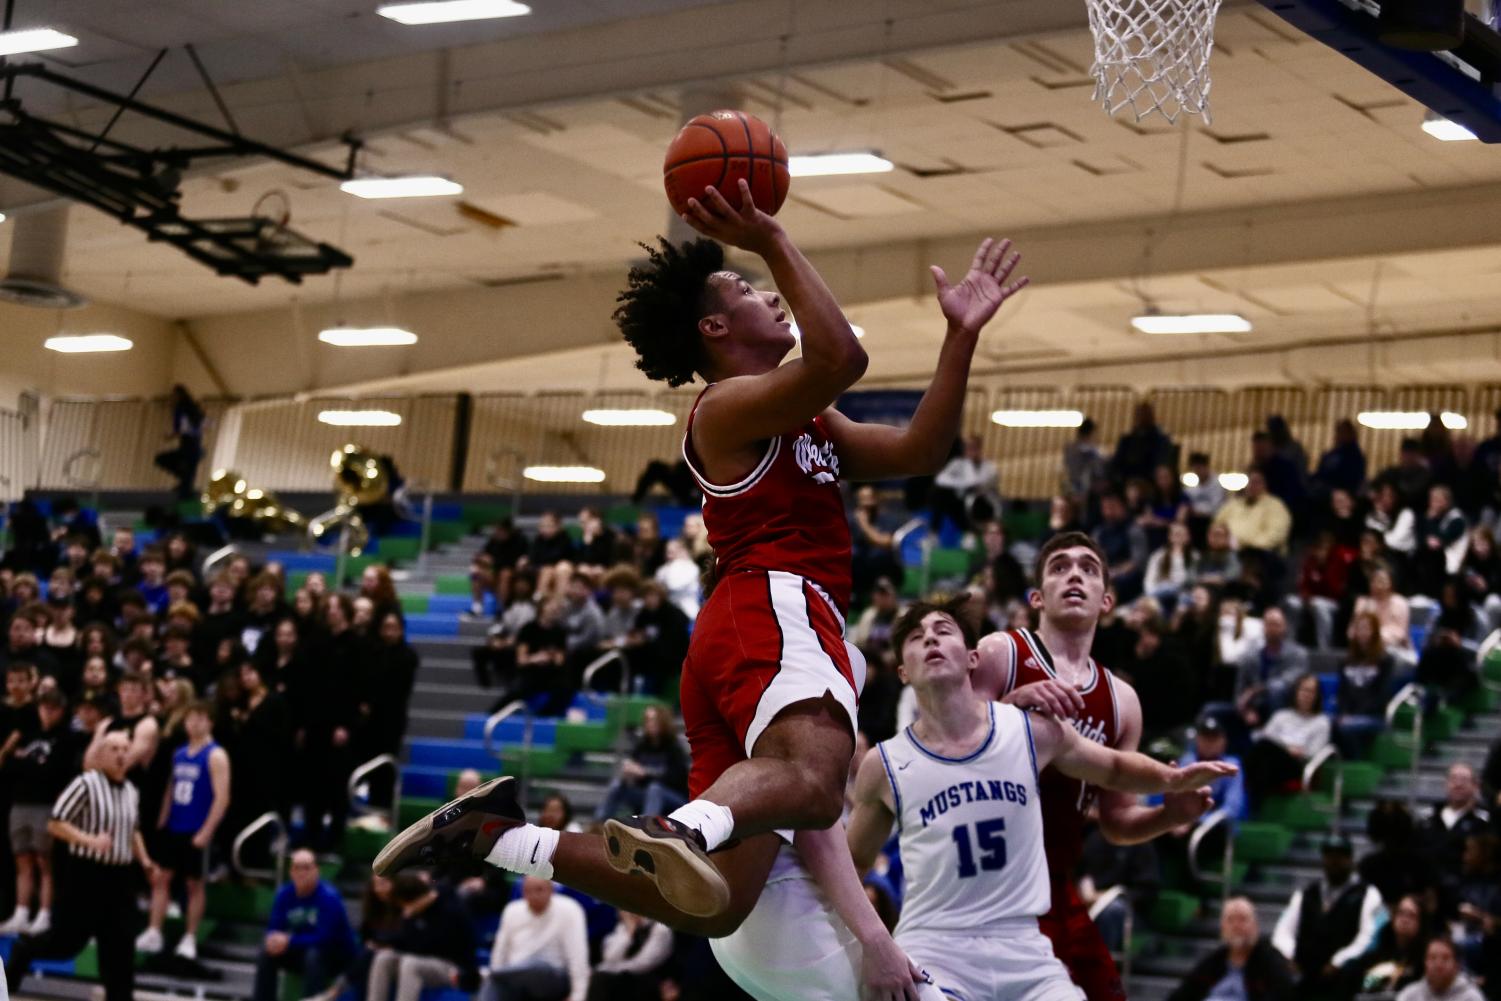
207;883;279;923
1333;761;1384;798
1371;731;1416;769
606;696;667;733
928;547;974;583
1483;650;1501;684
1429;705;1463;741
430;521;469;546
77;940;99;977
1460;685;1499;714
1234;821;1294;861
606;504;641;529
1002;509;1048;542
1148;890;1198;932
279;971;304;1001
555;721;617;753
378;537;422;563
462;503;511;532
900;572;926;599
500;745;568;778
285;570;310;599
343;826;391;862
435;574;470;595
400;594;430;615
399;796;444;828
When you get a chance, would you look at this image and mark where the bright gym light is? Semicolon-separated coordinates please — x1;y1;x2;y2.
340;176;463;199
582;409;676;427
44;334;133;353
990;410;1085;429
788;153;894;178
318;326;418;347
318;410;403;427
790;322;865;340
1181;472;1200;488
1131;314;1252;335
524;465;607;483
1422;116;1478;142
0;28;79;56
1218;472;1249;491
1357;411;1467;431
377;0;531;24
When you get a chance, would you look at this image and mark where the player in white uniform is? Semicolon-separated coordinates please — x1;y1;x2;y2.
847;598;1237;1001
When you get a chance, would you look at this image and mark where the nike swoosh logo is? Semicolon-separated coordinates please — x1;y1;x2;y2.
897;761;912;771
530;843;540;864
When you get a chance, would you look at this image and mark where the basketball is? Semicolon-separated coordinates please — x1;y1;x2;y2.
663;109;790;218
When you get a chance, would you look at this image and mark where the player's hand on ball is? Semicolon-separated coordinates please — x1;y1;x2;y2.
682;179;784;255
1003;679;1085;719
931;237;1028;338
1170;759;1239;791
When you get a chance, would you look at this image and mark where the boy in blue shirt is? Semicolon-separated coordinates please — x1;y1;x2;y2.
254;848;355;1001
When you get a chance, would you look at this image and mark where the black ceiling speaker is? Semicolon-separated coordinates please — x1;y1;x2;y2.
1378;0;1466;51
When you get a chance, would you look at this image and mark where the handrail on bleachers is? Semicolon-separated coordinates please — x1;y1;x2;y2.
348;753;403;831
1385;683;1426;811
202;543;239;579
1301;744;1343;831
1088;884;1134;984
1187;807;1235;909
581;649;635;770
484;700;534;804
231;810;289;885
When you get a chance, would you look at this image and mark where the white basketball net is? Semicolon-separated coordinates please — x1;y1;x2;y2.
1084;0;1225;124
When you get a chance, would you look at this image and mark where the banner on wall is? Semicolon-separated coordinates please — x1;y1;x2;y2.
835;390;925;428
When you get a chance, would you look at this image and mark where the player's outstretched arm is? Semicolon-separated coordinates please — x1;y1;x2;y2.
683;180;868;448
1030;709;1238;795
821;238;1027;482
1096;681;1217;843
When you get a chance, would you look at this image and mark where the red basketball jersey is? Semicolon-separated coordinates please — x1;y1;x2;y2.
992;626;1122;883
682;387;853;611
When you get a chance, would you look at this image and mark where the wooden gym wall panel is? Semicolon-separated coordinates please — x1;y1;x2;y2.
227;397;457;492
39;398;231;491
1318;387;1391;479
982;387;1071;503
1147;388;1240;474
0;407;36;502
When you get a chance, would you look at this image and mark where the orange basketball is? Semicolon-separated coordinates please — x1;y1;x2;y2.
663;110;790;218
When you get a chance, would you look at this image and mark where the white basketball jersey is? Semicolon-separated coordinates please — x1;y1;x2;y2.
877;702;1051;935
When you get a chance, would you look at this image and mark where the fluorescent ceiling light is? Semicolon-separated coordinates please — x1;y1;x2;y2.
524;465;606;483
377;0;530;25
1218;472;1249;492
0;213;6;224
318;409;403;427
1132;314;1252;335
319;326;418;347
582;409;676;427
790;322;864;340
1357;411;1467;431
990;409;1085;429
340;176;463;199
1181;472;1200;488
1422;116;1478;142
44;334;132;354
0;28;79;56
788;153;894;177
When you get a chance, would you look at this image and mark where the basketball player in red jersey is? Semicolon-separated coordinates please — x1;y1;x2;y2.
973;531;1219;1001
377;178;1026;955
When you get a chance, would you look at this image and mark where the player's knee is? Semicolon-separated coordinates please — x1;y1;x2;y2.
690;898;756;939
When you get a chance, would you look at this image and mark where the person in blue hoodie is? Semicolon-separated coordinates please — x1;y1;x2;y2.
253;848;355;1001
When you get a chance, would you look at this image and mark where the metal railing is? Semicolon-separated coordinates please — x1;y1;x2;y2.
1187;808;1235;909
486;448;526;518
1302;744;1344;831
1385;683;1426;810
582;649;636;768
348;753;403;830
484;699;535;804
202;543;239;579
231;810;289;884
1088;885;1134;985
892;517;930;593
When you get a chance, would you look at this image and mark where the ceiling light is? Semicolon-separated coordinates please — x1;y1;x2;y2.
788;153;894;177
0;213;7;224
990;409;1085;429
44;334;132;353
1356;411;1467;431
318;409;403;427
1422;116;1479;142
1218;472;1249;491
1131;314;1252;335
0;28;79;57
582;409;676;427
318;326;418;347
377;0;531;25
1181;472;1200;488
790;322;865;340
340;176;463;199
524;465;606;483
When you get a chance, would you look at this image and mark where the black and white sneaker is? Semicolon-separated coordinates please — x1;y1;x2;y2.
372;775;524;877
602;815;731;918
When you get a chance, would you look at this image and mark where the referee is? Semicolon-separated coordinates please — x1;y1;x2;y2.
5;731;157;1001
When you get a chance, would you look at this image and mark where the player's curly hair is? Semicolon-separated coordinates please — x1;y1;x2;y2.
612;236;725;387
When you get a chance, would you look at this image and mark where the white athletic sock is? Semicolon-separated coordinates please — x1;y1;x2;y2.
484;823;559;879
667;800;735;852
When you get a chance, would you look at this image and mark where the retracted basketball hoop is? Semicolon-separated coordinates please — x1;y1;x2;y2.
1084;0;1226;124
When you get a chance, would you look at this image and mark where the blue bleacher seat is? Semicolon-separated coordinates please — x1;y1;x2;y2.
268;551;339;572
404;613;460;637
1318;673;1340;715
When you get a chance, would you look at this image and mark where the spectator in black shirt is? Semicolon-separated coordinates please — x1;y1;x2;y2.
194;573;244;669
1125;618;1200;743
225;659;291;851
77;656;114;716
526;511;576;601
630;513;667;579
239;572;285;656
1078;824;1160;951
156;622;198;684
0;687;71;936
1093;493;1148;603
594;704;689;821
3;605;60;688
850;485;903;607
298;598;359;851
1334;611;1392;759
1313;419;1367;497
368;873;479;1001
107;526;139;587
154;384;205;499
499;598;569;714
75;577;117;633
1420;763;1492;895
0;662;40;762
625;582;688;696
1111;402;1175;485
359;612;419;790
1378;439;1434;515
980;521;1028;605
573;507;620;585
358;565;402;627
470;519;529;620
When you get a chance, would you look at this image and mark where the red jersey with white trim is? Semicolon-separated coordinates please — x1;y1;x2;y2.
682;386;852;611
991;627;1122;884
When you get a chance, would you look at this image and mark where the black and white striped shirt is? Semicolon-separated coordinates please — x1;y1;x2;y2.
51;770;140;865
